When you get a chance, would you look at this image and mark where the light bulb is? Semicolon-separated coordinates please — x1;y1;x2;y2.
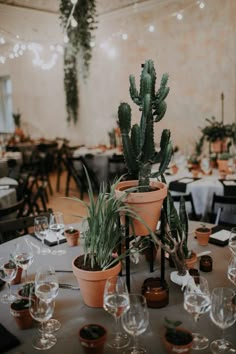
71;0;77;4
176;13;183;20
199;1;205;9
148;25;155;32
71;17;78;28
0;37;5;44
90;41;95;48
122;33;128;40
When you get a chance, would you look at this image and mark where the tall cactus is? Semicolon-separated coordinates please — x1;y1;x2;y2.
118;59;172;192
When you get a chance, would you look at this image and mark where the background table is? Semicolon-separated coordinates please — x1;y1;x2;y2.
0;221;235;354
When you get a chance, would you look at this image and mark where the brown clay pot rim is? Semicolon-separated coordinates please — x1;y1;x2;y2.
115;180;167;203
164;327;193;347
72;256;121;280
79;323;107;342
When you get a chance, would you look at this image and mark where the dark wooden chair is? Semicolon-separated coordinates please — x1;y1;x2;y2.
209;194;236;226
107;154;128;185
171;193;202;221
0;209;53;244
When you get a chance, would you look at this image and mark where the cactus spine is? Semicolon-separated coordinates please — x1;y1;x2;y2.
118;59;172;191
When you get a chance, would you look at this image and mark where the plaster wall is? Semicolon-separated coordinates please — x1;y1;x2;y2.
0;0;235;152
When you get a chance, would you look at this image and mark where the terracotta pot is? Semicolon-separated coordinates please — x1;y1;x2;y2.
217;159;229;173
185;252;197;269
195;227;211;246
10;299;33;330
211;140;222;153
65;229;80;247
115;180;168;236
142;277;169;308
163;328;193;354
72;255;121;308
191;169;199;178
79;324;107;354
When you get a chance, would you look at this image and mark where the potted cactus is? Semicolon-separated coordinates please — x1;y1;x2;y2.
163;317;193;354
195;224;212;246
78;323;107;354
115;59;172;236
10;298;33;330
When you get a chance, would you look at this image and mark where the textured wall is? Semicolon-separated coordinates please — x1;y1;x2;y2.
0;0;235;152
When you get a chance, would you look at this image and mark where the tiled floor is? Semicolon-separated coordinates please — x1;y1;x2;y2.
46;171;89;226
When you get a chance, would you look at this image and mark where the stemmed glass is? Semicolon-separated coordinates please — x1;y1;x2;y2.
210;287;236;354
103;276;130;349
0;256;17;303
227;255;236;286
12;239;34;284
29;296;56;350
49;212;66;256
229;227;236;256
201;157;211;175
121;294;149;354
184;276;211;350
35;265;61;333
34;216;51;255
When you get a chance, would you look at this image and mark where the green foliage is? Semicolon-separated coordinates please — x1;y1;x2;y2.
218;152;231;160
20;282;35;297
59;0;97;124
118;60;172;191
164;317;182;333
12;112;21;127
201;116;226;142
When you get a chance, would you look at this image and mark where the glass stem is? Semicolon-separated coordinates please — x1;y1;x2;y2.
133;334;138;351
222;328;225;341
41;321;47;340
114;316;121;341
8;282;11;297
57;232;60;247
25;270;28;283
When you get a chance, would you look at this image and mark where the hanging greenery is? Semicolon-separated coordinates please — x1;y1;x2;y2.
59;0;97;124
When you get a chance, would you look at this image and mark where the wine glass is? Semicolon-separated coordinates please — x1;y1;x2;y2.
35;265;61;333
12;239;34;284
210;287;236;354
49;212;66;256
29;296;56;350
184;276;211;350
228;255;236;286
34;216;51;255
201;157;211;175
121;294;149;354
103;276;130;349
229;227;236;256
0;256;17;303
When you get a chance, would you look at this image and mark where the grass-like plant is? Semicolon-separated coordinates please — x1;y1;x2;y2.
72;168;144;271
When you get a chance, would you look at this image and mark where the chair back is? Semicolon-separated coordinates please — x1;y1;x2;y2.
210;194;236;226
171;193;201;221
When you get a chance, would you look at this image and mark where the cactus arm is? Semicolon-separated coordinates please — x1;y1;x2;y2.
153;129;171;163
154;101;167;122
129;75;141;106
151;140;172;178
131;124;141;159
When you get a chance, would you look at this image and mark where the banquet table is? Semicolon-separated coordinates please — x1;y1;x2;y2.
0;221;235;354
73;146;122;184
152;165;236;220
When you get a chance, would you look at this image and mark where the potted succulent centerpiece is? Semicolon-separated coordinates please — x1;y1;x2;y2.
201;116;227;153
195;224;211;246
115;59;172;236
78;323;107;354
72;169;144;308
65;226;80;246
10;298;33;329
163;317;193;354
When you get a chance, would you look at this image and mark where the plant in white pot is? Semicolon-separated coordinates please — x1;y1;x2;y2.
116;59;172;236
72;169;143;308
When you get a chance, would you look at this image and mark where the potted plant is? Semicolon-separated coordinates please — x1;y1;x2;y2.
72;169;143;308
195;224;212;246
115;59;172;236
65;226;80;247
78;323;107;354
151;191;196;286
12;111;24;141
17;282;35;300
163;317;193;354
201;116;226;153
217;152;231;173
10;298;33;330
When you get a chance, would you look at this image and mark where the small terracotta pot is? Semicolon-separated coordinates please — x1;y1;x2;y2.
65;229;80;247
195;227;211;246
79;324;107;354
163;328;193;354
185;252;197;269
217;159;229;173
10;299;33;330
142;277;169;308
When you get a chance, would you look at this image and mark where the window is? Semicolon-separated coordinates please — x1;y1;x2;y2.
0;76;13;133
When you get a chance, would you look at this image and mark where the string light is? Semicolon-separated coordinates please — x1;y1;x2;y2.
148;25;155;33
122;33;128;40
176;13;183;20
199;2;205;9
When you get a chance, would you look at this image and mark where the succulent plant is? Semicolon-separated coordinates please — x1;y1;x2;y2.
118;59;173;192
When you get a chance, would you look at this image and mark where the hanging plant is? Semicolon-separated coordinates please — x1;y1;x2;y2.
59;0;97;124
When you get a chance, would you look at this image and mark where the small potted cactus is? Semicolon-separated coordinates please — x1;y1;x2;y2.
163;317;193;354
78;323;107;354
10;298;33;330
195;224;212;246
115;59;172;236
65;226;80;247
17;281;35;300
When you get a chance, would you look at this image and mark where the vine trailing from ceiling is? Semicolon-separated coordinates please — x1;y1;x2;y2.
59;0;97;124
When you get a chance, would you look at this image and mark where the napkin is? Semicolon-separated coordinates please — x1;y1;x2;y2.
209;226;231;246
0;323;20;352
33;230;66;246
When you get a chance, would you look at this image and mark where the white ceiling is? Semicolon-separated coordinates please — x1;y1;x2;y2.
0;0;151;15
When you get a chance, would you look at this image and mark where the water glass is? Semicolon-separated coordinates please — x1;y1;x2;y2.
12;239;34;284
229;228;236;256
210;287;236;353
121;294;149;354
103;276;130;349
227;255;236;286
0;256;17;303
34;216;51;255
49;212;66;256
184;276;211;350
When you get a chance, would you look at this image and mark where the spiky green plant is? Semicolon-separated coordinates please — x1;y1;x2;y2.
72;169;145;271
118;59;173;192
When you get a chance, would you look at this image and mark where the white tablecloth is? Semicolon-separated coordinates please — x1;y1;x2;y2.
0;177;18;209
